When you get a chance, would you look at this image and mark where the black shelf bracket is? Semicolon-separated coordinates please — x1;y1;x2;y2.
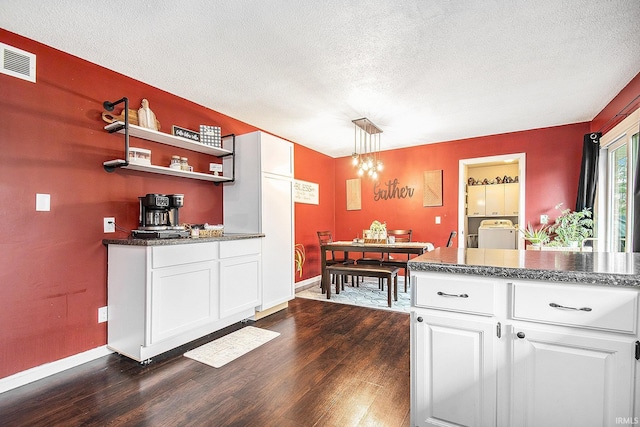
103;97;129;172
215;134;236;185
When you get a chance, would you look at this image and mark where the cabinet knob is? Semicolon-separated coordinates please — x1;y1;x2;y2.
516;332;526;339
417;316;424;323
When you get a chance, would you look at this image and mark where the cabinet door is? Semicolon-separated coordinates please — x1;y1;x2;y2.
485;184;505;216
412;311;497;427
260;174;294;310
219;254;261;318
510;326;636;427
503;183;519;215
261;132;293;177
149;261;218;345
467;186;486;216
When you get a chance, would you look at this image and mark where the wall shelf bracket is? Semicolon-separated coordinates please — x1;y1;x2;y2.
102;97;130;172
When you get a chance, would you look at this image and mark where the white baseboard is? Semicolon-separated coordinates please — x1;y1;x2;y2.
295;275;321;292
0;345;113;394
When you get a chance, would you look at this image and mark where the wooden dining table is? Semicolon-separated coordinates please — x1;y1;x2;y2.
320;240;435;297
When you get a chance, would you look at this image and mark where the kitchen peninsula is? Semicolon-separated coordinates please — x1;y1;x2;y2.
103;234;263;362
408;248;640;427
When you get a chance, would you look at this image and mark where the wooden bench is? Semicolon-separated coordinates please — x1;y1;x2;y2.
325;264;400;307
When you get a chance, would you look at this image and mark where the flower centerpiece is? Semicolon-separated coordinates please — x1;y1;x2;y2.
364;220;387;243
548;204;594;248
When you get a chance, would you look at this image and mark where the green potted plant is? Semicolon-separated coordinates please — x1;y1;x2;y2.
521;222;550;248
548;204;593;247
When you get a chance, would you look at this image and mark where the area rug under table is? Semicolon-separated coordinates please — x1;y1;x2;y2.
184;326;280;368
296;278;411;313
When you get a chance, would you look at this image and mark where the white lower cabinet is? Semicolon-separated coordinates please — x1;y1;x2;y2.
219;239;261;318
411;271;640;427
412;312;497;426
107;239;261;362
150;260;218;345
510;324;636;427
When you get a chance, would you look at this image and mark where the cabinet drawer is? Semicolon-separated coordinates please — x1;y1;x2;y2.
512;282;638;333
219;238;261;258
152;242;218;268
414;274;496;316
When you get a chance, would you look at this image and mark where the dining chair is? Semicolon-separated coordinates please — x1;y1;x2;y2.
446;231;457;247
317;231;356;288
381;229;413;292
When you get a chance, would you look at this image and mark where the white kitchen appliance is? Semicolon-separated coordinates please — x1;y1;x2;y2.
478;219;517;249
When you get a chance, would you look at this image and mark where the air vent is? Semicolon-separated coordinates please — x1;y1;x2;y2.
1;42;36;83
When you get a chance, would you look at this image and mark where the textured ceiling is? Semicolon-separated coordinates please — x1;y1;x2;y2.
1;1;639;157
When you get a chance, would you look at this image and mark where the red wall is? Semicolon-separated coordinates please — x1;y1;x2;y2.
0;29;333;379
293;145;335;280
334;123;590;247
591;72;640;133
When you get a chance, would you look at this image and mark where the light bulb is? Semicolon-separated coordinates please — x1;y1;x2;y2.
377;161;383;171
351;153;359;166
357;168;364;176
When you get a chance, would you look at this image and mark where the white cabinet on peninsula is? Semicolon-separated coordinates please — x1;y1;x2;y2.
509;281;638;427
223;131;294;316
411;271;640;427
411;273;500;426
106;239;261;362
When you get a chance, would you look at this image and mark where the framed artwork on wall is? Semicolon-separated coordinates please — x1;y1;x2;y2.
346;178;361;210
423;170;443;207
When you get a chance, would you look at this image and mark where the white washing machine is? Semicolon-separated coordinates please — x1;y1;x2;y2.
478;219;517;249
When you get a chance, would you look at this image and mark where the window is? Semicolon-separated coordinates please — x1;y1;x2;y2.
598;110;639;252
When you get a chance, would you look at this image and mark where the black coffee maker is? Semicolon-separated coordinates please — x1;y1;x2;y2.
134;193;189;238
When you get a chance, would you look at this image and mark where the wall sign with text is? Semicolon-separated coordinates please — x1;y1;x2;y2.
294;179;319;205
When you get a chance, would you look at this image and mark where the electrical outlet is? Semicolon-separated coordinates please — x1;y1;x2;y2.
435;216;441;224
98;306;108;323
104;217;115;233
540;214;549;225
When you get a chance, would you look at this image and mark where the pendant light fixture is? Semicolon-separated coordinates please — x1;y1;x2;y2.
351;118;383;179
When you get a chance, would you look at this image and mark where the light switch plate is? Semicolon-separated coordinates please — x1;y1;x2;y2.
36;193;50;211
435;216;441;224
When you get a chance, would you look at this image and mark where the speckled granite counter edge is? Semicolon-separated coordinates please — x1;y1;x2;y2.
103;233;264;246
408;261;640;288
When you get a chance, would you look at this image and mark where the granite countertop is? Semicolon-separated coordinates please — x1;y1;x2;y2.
103;233;264;246
408;248;640;288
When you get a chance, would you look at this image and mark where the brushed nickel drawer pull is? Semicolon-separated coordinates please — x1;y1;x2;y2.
437;291;469;298
549;302;592;312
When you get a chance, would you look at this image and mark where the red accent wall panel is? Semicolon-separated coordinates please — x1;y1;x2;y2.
591;72;640;133
293;145;335;281
0;29;259;378
334;123;590;247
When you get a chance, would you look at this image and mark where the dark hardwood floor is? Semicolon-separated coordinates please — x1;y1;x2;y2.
0;298;410;427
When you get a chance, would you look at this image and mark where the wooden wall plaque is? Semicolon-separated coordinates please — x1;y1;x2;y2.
346;179;361;210
423;170;443;207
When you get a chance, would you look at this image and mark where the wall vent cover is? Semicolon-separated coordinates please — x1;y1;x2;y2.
1;42;36;83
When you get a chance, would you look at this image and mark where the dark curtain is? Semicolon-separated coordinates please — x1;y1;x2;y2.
634;127;640;252
575;132;601;212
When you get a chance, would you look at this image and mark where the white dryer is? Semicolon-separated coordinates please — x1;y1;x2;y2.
478;219;517;249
